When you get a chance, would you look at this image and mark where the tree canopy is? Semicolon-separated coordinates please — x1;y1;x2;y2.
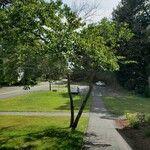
0;0;81;85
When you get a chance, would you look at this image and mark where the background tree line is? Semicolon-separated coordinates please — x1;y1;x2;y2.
113;0;150;96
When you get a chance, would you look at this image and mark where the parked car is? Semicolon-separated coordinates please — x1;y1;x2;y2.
71;86;80;94
95;81;105;86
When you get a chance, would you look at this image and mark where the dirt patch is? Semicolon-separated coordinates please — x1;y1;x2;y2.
115;119;129;129
116;119;150;150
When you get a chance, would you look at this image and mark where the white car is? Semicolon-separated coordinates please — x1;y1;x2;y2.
95;81;105;86
71;86;80;94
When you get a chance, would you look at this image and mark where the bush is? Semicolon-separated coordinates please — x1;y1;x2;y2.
125;113;146;129
137;112;145;123
126;113;140;129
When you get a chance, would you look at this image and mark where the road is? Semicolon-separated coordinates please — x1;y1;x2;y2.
0;82;49;99
0;81;89;99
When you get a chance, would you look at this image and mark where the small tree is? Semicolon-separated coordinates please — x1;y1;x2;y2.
69;19;133;129
0;0;82;127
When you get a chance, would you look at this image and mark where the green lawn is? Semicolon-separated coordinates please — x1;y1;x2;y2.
102;95;150;116
0;91;90;112
0;116;88;150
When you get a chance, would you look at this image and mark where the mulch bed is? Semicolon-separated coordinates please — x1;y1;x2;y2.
115;119;150;150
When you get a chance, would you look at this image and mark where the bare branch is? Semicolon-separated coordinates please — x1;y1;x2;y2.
0;0;12;8
71;0;101;22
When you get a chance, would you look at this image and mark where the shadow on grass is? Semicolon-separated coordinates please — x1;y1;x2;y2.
59;92;69;98
0;127;84;150
56;93;83;111
0;126;15;132
55;100;81;111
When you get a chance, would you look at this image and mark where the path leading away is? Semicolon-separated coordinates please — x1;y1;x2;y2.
83;86;132;150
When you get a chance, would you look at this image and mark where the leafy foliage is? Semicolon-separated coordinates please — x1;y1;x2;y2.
0;0;81;85
126;113;141;128
126;112;148;129
113;0;150;94
71;18;133;80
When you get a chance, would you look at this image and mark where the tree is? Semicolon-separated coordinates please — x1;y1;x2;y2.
0;0;82;127
0;58;4;87
69;18;133;129
112;0;150;94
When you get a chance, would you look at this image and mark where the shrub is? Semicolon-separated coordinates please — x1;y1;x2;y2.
125;113;146;128
137;112;145;123
125;113;140;129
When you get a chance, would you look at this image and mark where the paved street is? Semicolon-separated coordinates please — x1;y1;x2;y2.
0;82;89;99
0;82;49;99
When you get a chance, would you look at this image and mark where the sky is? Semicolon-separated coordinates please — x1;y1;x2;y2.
62;0;121;23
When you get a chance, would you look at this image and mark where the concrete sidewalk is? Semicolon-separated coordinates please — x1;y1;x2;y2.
83;86;132;150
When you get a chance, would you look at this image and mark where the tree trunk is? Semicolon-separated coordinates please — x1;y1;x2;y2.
49;80;52;91
148;76;150;88
67;73;74;127
71;73;95;130
0;59;3;88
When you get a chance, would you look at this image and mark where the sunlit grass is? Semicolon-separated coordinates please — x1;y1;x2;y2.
0;116;88;150
102;95;150;116
0;91;91;112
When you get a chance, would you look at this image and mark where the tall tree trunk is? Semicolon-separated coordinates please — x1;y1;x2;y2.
49;80;52;91
71;73;95;130
0;59;3;88
67;73;74;127
148;76;150;88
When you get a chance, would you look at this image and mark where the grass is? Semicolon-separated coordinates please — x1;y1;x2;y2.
0;115;88;150
0;91;91;112
102;95;150;116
